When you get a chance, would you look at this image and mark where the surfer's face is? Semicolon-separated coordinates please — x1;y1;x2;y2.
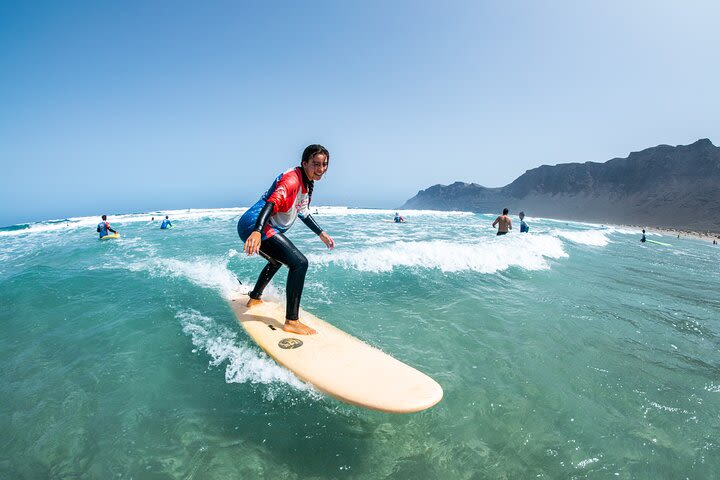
303;154;329;181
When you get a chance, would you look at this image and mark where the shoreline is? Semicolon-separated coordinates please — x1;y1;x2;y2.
622;224;720;244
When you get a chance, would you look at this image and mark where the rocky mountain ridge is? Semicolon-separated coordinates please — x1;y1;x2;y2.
401;139;720;233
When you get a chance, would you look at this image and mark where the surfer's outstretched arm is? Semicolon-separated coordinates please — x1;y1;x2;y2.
301;214;335;249
300;213;323;235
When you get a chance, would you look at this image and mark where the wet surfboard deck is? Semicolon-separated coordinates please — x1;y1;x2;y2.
229;294;443;413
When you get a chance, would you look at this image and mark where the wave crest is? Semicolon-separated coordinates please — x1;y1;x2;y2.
307;236;567;273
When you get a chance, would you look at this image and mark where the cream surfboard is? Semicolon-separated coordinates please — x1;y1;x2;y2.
229;294;443;413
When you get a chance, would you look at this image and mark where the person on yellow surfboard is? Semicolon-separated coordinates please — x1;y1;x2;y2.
96;215;118;239
237;144;335;335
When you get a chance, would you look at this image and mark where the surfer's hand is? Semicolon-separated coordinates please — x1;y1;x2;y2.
320;232;335;250
244;231;262;255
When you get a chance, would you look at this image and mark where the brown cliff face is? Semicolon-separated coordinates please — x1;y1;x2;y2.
401;139;720;232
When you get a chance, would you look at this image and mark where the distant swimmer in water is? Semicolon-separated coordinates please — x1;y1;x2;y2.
641;229;646;243
96;215;118;238
151;216;155;221
394;212;406;223
237;144;335;335
160;215;172;229
492;208;512;235
519;211;529;233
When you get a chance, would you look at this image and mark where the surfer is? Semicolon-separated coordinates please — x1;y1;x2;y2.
519;211;529;233
160;216;172;229
237;144;335;335
492;208;512;235
394;212;405;223
96;215;118;238
641;229;646;243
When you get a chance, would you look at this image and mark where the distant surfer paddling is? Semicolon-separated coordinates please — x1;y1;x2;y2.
492;208;512;235
237;144;335;335
97;215;118;238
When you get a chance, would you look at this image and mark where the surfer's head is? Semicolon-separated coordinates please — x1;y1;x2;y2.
101;215;107;221
519;211;525;220
503;208;509;215
301;144;329;182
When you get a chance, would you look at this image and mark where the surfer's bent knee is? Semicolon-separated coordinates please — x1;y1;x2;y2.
292;253;308;273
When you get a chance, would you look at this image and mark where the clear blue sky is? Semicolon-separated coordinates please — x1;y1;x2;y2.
1;0;719;226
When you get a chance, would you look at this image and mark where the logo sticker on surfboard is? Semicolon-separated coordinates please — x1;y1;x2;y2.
278;338;303;349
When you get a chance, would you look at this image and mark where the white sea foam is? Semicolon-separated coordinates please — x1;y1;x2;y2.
607;226;642;236
307;235;568;273
0;207;248;237
313;206;473;217
1;206;474;238
553;229;610;247
134;207;247;222
0;219;91;237
125;254;242;298
576;457;600;469
177;309;314;394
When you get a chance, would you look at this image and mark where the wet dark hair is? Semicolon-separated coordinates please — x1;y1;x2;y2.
503;208;509;215
165;215;169;219
102;215;107;220
300;144;329;204
301;144;329;165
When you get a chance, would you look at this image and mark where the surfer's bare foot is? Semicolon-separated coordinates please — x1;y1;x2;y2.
283;320;317;335
246;298;263;307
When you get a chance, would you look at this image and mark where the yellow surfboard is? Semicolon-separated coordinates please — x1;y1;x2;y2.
229;294;443;413
100;233;120;240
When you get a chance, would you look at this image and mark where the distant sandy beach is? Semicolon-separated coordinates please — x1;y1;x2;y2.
623;224;720;244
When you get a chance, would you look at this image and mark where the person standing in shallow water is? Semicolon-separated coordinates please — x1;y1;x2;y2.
519;211;529;233
237;144;335;335
492;208;512;235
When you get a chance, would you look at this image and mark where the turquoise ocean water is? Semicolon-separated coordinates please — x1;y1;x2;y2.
1;207;719;479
